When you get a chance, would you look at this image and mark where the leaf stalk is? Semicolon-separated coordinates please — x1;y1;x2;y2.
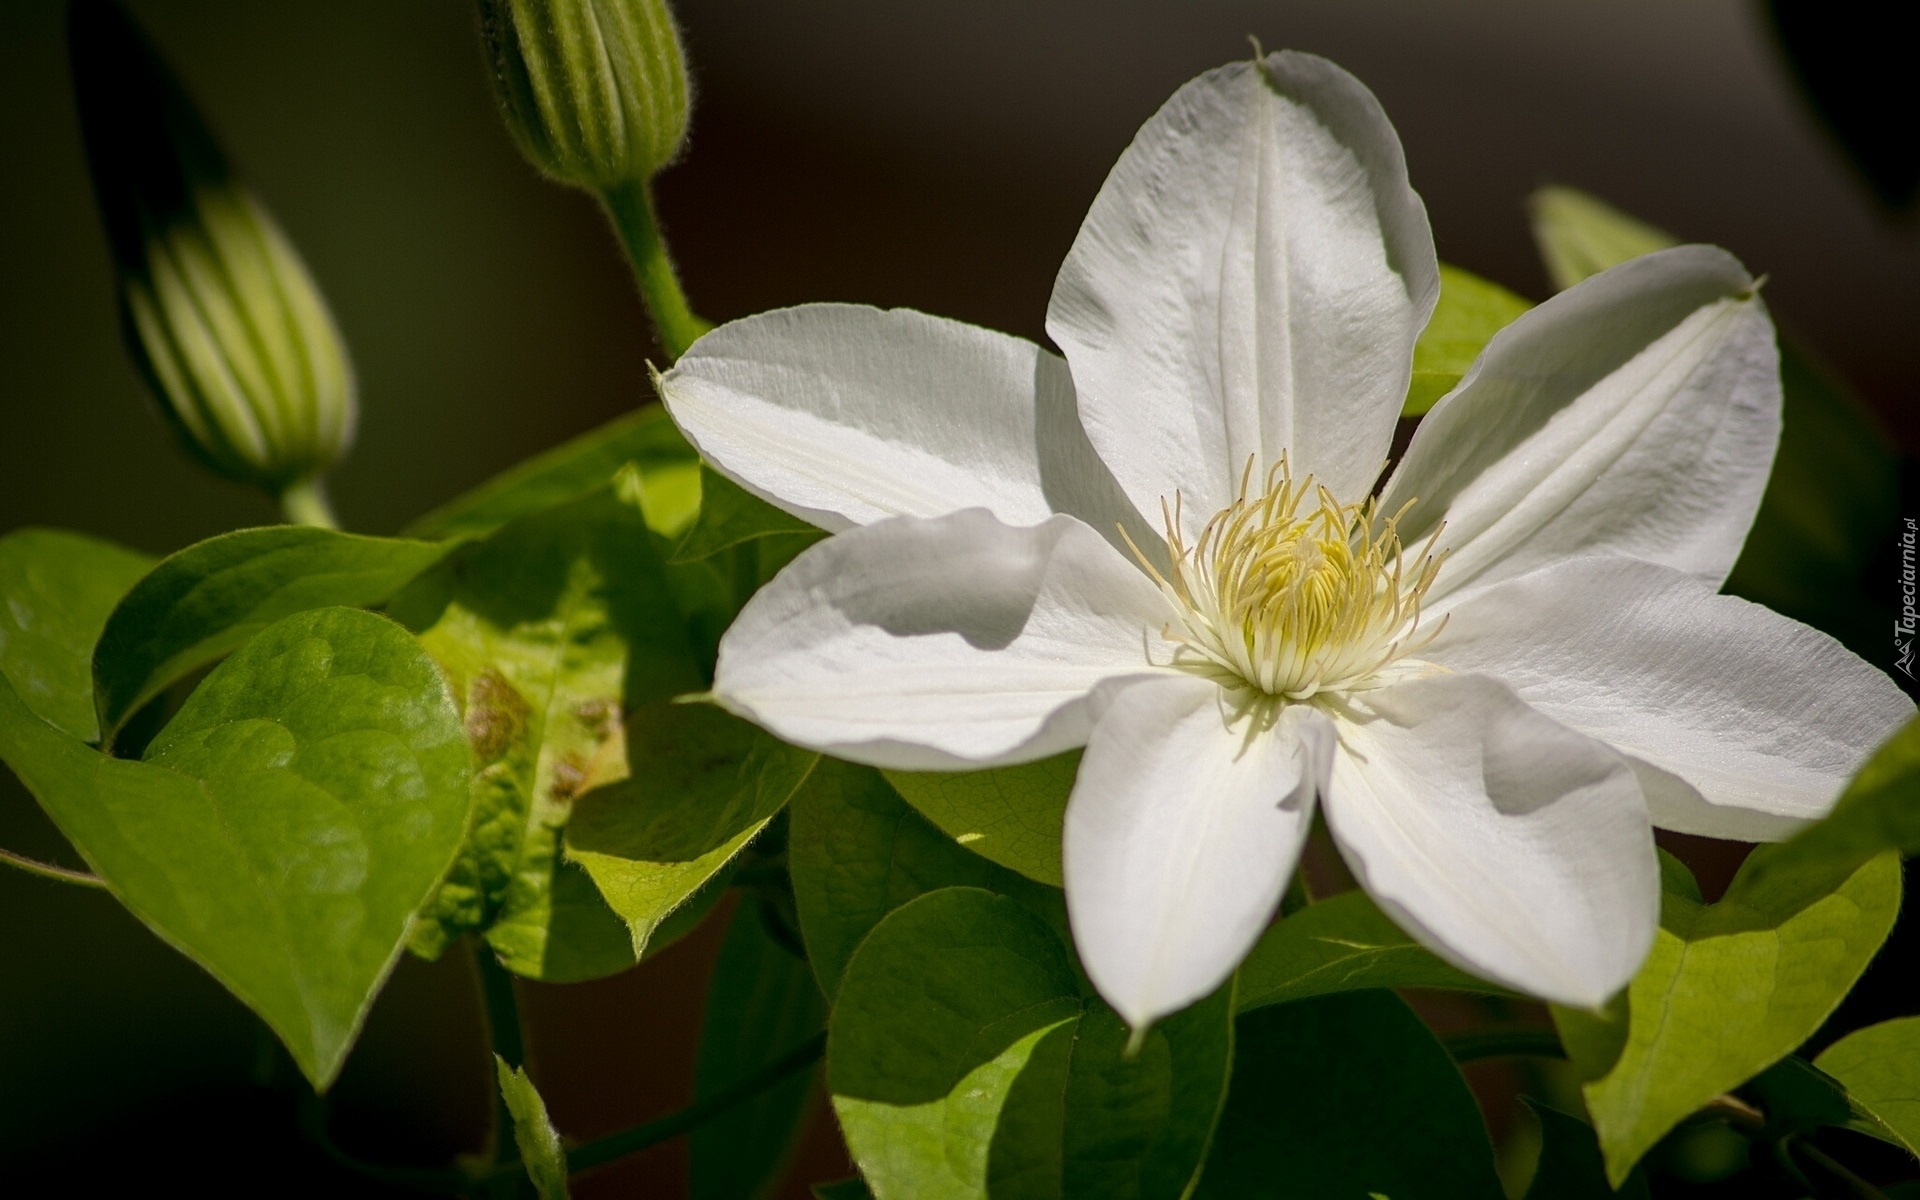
473;940;528;1166
559;1030;825;1176
1442;1028;1566;1063
0;845;109;889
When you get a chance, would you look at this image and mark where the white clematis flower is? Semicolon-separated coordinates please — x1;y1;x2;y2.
659;52;1915;1031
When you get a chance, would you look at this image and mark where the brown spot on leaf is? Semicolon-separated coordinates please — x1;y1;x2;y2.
573;696;619;732
466;669;530;763
548;754;589;803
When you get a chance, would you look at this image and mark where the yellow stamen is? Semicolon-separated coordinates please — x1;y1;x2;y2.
1125;457;1447;700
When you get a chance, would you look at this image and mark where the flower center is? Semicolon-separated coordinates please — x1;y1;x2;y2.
1128;459;1446;700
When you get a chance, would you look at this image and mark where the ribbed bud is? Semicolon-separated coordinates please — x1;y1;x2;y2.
479;0;691;190
71;0;356;496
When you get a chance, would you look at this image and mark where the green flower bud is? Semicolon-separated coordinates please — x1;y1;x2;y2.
479;0;691;190
71;0;356;498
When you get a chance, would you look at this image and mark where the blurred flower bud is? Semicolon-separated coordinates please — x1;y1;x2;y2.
478;0;691;191
70;0;356;498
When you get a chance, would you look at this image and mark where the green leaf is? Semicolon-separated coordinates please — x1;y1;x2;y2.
883;753;1077;887
1526;185;1898;657
1528;186;1679;293
1234;888;1508;1010
1742;1054;1893;1147
0;528;155;742
1194;991;1502;1199
813;1181;875;1200
1738;717;1920;913
1522;1100;1650;1200
566;704;818;955
828;887;1232;1200
0;607;471;1087
670;465;824;564
91;525;452;738
390;479;706;981
1403;262;1534;416
1552;848;1902;1184
690;897;828;1200
1815;1016;1920;1156
406;405;702;542
496;1058;572;1200
789;759;1062;999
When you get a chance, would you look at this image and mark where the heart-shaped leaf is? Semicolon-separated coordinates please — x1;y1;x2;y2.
789;759;1062;999
883;752;1077;887
670;464;823;564
566;703;817;954
391;478;706;981
829;886;1231;1200
1815;1016;1920;1156
1195;990;1502;1199
407;405;701;542
1234;888;1508;1011
91;525;452;738
0;606;471;1087
0;528;154;742
1553;848;1901;1184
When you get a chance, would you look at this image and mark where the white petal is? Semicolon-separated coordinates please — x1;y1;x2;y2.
713;510;1170;770
1047;51;1437;525
1382;246;1780;603
1324;673;1657;1008
1429;556;1916;839
1627;756;1805;844
1065;675;1333;1030
660;304;1143;540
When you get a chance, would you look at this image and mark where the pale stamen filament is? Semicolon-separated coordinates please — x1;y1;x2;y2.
1122;456;1448;701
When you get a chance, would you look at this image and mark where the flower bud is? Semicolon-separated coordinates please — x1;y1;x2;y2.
70;0;356;496
478;0;691;190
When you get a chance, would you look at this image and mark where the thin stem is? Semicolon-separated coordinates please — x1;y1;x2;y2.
1700;1092;1767;1133
0;846;109;889
280;478;339;529
297;1093;476;1195
472;940;527;1165
1442;1028;1565;1063
600;178;712;361
1794;1140;1891;1200
559;1031;825;1177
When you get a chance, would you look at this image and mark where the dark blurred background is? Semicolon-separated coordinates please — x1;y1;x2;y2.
3;1;1914;1195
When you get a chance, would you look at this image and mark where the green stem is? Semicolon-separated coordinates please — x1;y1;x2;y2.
600;178;712;360
473;940;527;1164
1701;1092;1767;1132
1442;1028;1565;1063
297;1093;476;1195
1793;1139;1891;1200
558;1031;825;1177
280;477;339;529
0;846;109;889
